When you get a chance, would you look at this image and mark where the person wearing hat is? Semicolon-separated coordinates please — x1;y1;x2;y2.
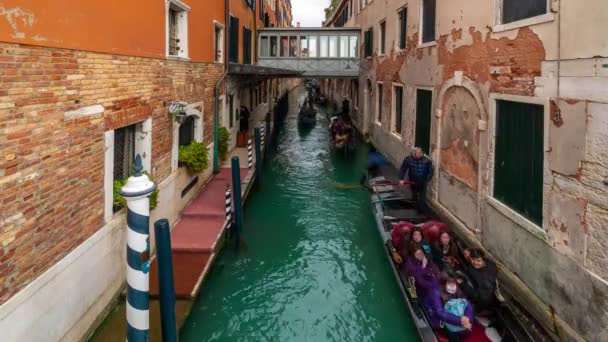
398;147;434;215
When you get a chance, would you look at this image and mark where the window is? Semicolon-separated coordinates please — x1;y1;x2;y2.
243;27;252;64
340;36;348;57
502;0;547;24
179;116;195;146
166;0;190;58
247;0;255;10
300;36;308;56
270;36;278;57
214;22;224;62
376;82;383;123
351;80;359;108
228;95;234;128
415;89;432;154
280;36;288;56
229;16;239;63
289;36;297;57
494;100;544;225
260;0;265;21
349;36;358;57
364;28;373;57
260;36;269;57
113;124;135;212
380;21;386;54
320;36;329;57
392;85;404;134
398;7;407;49
329;36;338;57
308;36;318;57
421;0;436;44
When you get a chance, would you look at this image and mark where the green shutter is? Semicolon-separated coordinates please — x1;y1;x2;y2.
243;27;251;64
494;100;544;225
415;89;432;155
229;17;239;63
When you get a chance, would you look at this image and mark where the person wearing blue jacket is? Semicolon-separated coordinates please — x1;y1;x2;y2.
399;147;434;215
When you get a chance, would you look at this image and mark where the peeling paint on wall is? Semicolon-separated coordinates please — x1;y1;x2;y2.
0;5;35;39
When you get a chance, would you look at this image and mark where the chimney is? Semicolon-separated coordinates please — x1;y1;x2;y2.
296;22;301;27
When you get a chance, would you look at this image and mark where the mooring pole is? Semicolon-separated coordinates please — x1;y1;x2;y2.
247;139;253;169
260;122;265;151
231;156;244;246
154;219;177;342
254;127;262;184
265;111;271;143
225;184;232;232
119;155;156;342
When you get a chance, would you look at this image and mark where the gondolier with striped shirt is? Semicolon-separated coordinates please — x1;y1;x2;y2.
399;147;434;215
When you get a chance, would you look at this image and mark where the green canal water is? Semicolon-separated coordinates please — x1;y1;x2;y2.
180;89;417;341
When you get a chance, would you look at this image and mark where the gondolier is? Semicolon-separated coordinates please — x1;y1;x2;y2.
398;147;434;215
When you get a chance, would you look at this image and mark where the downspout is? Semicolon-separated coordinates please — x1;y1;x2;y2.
213;0;230;174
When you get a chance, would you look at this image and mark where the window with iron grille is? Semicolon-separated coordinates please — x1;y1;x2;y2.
113;124;136;212
229;16;239;63
494;100;544;226
380;21;386;54
421;0;436;43
179;116;195;146
364;28;373;57
502;0;547;24
398;7;407;49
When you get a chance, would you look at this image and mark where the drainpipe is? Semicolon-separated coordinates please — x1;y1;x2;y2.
213;0;230;174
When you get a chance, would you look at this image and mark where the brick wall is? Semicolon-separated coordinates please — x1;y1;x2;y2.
0;42;224;304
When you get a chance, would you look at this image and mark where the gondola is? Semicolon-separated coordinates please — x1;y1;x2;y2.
367;174;539;342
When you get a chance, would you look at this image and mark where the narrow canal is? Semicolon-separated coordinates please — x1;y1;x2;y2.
180;88;417;341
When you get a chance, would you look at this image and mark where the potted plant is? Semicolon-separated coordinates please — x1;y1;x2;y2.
218;127;230;161
178;141;209;172
113;171;159;211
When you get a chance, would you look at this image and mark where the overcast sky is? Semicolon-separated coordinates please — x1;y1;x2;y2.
291;0;330;27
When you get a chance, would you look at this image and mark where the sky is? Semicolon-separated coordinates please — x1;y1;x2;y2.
291;0;330;27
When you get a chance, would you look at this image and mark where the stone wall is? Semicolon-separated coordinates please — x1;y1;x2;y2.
0;42;224;305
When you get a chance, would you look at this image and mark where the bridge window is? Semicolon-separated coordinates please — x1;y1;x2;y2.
340;36;348;57
349;36;358;57
300;36;308;56
289;36;297;57
270;36;278;57
320;36;328;57
329;36;338;57
260;36;269;57
421;0;436;44
280;36;288;57
309;36;318;57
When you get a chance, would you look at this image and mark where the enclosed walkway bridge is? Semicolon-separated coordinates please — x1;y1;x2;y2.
257;28;361;78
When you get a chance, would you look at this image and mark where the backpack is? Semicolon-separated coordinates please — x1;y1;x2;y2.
442;298;468;332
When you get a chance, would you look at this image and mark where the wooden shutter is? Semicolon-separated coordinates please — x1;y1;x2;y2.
229;16;239;63
494;100;544;225
399;8;407;49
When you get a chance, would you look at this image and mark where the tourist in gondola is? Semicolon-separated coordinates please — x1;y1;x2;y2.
389;221;414;265
398;147;434;215
406;245;440;300
425;271;474;341
409;227;431;257
459;248;498;314
431;231;459;272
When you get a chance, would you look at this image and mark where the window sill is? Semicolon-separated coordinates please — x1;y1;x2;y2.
418;41;437;49
492;13;554;33
167;55;191;62
390;131;402;141
486;196;547;241
374;121;382;127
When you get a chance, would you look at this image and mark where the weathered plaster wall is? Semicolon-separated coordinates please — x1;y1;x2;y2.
329;0;608;339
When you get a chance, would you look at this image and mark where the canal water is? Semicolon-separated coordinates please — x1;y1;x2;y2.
180;88;417;341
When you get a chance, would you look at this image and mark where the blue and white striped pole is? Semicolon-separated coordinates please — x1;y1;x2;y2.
225;184;232;231
119;155;156;342
247;139;253;169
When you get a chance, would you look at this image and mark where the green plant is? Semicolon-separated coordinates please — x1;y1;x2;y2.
218;126;230;161
113;171;159;210
179;141;209;172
